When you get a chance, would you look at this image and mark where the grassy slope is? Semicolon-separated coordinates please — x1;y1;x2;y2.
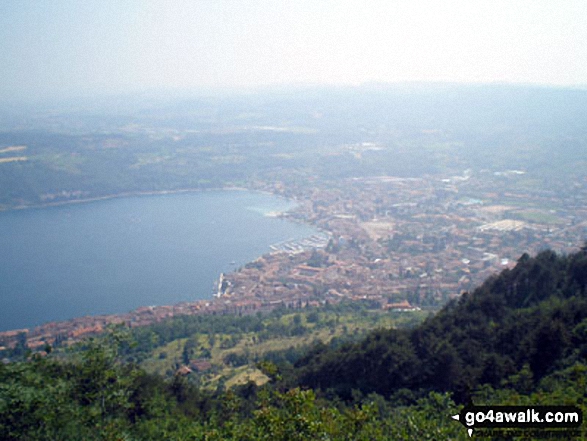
140;308;428;389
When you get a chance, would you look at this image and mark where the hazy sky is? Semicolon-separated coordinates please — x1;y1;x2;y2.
1;0;586;101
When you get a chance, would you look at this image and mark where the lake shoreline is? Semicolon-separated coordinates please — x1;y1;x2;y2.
0;187;317;339
2;186;291;213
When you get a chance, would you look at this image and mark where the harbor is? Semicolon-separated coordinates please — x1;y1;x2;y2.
269;233;330;254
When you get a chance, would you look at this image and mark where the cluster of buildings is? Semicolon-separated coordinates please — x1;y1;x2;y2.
2;168;586;354
240;169;586;308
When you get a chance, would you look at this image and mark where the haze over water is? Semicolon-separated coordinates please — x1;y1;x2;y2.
0;190;317;332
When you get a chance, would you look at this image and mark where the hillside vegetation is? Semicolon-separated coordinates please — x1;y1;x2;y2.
134;304;424;388
2;247;587;439
292;246;587;402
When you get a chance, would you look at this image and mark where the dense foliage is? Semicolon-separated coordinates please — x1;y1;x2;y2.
0;336;465;440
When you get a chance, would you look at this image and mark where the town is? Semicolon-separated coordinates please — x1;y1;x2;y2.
2;165;585;354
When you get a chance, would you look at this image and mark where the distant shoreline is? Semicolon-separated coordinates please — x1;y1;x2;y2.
1;187;300;222
2;186;259;213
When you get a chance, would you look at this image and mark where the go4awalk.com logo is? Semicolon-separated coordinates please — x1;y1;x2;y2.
451;404;583;437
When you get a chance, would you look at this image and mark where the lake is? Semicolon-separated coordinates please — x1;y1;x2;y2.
0;190;317;332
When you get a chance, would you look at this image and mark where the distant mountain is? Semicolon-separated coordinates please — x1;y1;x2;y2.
293;245;587;402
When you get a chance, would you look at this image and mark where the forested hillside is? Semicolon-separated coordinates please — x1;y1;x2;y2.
2;247;587;439
293;246;587;403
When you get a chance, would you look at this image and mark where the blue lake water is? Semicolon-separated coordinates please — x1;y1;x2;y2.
0;190;317;331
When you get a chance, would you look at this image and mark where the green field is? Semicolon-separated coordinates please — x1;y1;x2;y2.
138;306;428;389
509;209;565;225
